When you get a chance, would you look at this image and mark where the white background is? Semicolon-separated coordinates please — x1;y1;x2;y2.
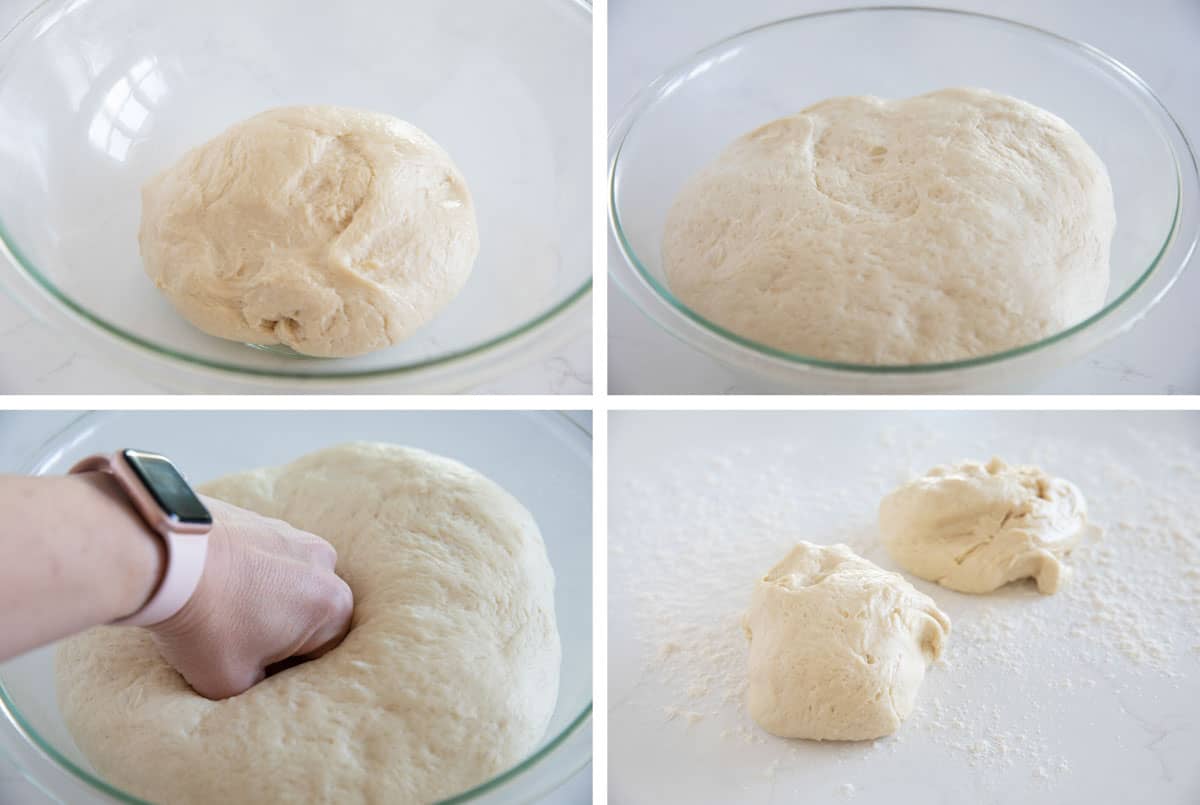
0;0;592;395
608;0;1200;394
0;411;592;803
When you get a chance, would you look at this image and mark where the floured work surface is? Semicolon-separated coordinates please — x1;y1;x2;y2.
609;411;1200;804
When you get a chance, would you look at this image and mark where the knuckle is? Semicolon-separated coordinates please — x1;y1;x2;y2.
322;575;354;621
320;539;338;562
310;539;338;567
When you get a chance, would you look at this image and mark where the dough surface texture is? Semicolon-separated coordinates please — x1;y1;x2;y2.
663;88;1115;365
140;106;479;357
56;443;559;804
744;542;949;741
880;457;1090;594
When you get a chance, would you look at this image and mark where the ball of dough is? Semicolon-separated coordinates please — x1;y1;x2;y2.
139;107;480;357
663;88;1115;365
744;542;949;741
56;443;559;804
880;457;1090;594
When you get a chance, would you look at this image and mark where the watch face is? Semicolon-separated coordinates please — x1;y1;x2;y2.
121;450;212;525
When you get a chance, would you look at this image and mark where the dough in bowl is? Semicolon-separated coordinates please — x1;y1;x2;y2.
140;107;480;357
744;542;949;741
880;457;1091;594
663;88;1116;365
56;443;560;804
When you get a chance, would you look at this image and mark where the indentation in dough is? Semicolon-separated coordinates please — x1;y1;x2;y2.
55;443;560;804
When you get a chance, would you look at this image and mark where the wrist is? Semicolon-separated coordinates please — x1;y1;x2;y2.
146;518;226;639
72;472;167;622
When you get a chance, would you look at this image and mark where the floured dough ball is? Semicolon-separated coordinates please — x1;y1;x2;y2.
140;106;479;357
880;457;1091;594
56;443;559;804
744;542;949;741
663;88;1115;365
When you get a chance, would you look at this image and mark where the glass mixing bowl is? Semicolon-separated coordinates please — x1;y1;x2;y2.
609;7;1199;393
0;0;591;392
0;411;592;803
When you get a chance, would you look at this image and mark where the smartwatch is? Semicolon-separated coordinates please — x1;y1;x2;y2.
69;449;212;627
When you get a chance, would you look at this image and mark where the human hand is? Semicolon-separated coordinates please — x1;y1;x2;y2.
147;497;354;699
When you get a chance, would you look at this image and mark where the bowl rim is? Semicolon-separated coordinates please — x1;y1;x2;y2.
0;0;593;383
608;4;1200;376
0;688;592;805
0;410;594;804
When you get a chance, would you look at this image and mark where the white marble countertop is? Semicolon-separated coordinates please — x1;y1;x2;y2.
609;410;1200;803
609;0;1200;394
0;411;591;803
0;0;591;395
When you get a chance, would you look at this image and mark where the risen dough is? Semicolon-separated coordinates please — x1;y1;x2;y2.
663;88;1115;365
140;107;479;357
744;542;949;741
56;443;559;804
880;457;1090;594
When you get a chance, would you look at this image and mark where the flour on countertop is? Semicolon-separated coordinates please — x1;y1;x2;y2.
609;415;1200;792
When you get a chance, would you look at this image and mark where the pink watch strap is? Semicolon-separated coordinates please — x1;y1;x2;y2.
70;451;211;627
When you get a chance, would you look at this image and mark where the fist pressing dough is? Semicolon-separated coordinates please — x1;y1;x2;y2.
879;457;1091;594
744;542;949;741
139;106;479;357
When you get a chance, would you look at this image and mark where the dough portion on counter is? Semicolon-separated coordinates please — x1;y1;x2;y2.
56;443;559;805
880;457;1091;594
140;106;479;357
744;542;949;741
663;88;1115;365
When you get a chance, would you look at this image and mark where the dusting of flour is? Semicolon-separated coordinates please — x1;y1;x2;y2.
609;413;1200;799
